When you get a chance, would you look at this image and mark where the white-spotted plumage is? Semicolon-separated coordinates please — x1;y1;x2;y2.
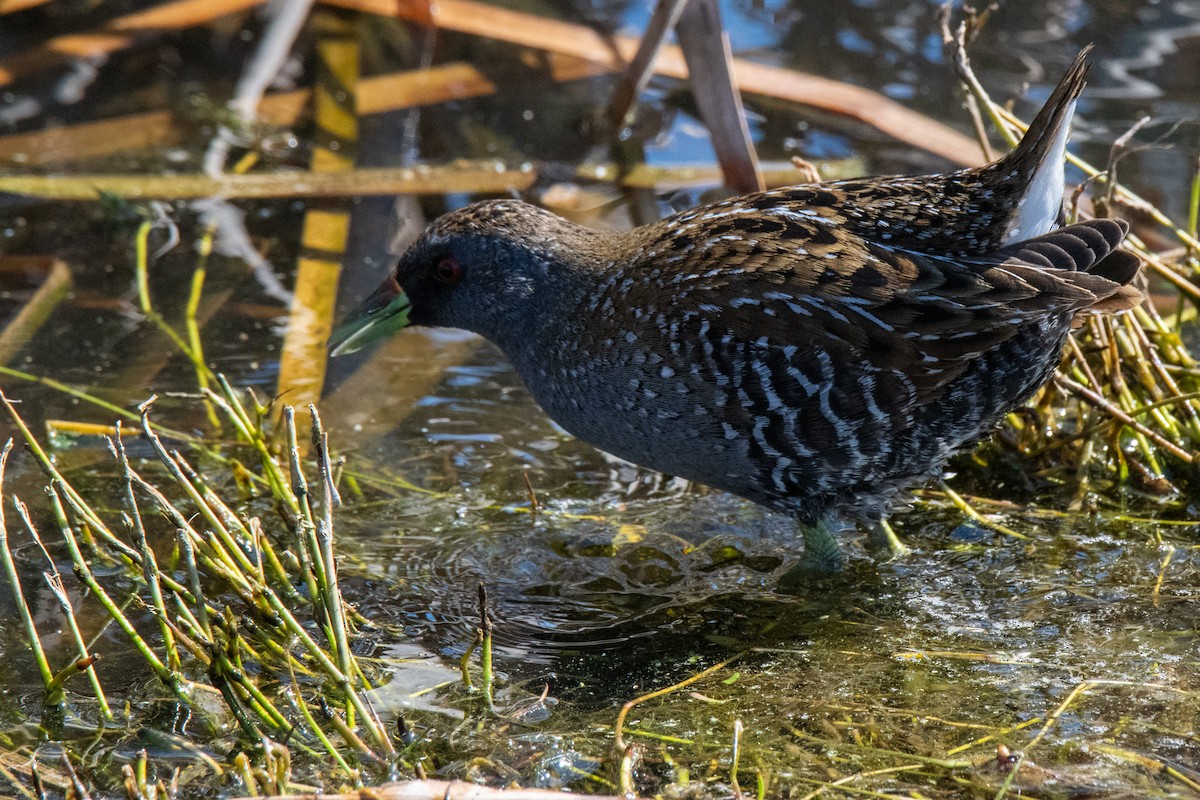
332;50;1142;569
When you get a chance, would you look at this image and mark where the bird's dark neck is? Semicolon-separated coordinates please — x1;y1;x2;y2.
480;212;630;364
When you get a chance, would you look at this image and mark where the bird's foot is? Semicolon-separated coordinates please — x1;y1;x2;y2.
795;518;847;572
865;518;909;560
777;523;845;589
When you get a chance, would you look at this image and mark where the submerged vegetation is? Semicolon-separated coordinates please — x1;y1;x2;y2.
0;1;1197;799
0;385;394;777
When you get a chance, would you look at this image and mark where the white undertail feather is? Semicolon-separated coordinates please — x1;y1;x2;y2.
1003;98;1077;244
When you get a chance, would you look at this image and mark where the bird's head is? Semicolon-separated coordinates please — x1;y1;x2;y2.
329;200;593;356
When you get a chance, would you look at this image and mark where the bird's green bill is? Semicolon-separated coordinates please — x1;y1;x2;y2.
327;276;412;356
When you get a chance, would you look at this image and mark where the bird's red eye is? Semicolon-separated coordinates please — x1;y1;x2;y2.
434;257;463;285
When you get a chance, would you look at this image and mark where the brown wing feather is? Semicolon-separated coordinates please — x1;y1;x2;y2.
609;218;1138;425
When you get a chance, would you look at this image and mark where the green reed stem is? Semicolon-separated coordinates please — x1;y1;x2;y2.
174;454;296;594
186;226;221;430
20;498;112;718
285;659;359;782
207;377;299;520
321;701;384;763
256;580;391;752
730;719;744;799
160;602;211;665
52;486;190;704
460;631;480;690
937;480;1027;540
114;426;181;672
479;583;495;712
0;392;140;563
129;471;257;605
0;443;56;696
177;529;212;640
42;574;112;717
1188;150;1200;258
0;760;38;800
209;634;291;733
311;407;354;701
134;220;200;362
284;408;325;617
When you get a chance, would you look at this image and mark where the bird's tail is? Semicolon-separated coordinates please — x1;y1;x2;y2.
994;47;1093;244
993;217;1143;313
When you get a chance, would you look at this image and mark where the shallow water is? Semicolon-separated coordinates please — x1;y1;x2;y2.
0;0;1198;796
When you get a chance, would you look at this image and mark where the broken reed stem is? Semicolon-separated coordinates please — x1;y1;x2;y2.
310;406;357;712
285;408;325;614
0;760;38;800
0;391;141;563
60;753;93;800
1054;376;1193;463
943;21;1020;152
618;745;636;797
120;751;148;800
261;740;292;798
478;583;495;712
135;750;149;798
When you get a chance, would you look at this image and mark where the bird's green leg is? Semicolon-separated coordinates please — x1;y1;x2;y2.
865;518;909;559
777;518;846;589
798;518;846;572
